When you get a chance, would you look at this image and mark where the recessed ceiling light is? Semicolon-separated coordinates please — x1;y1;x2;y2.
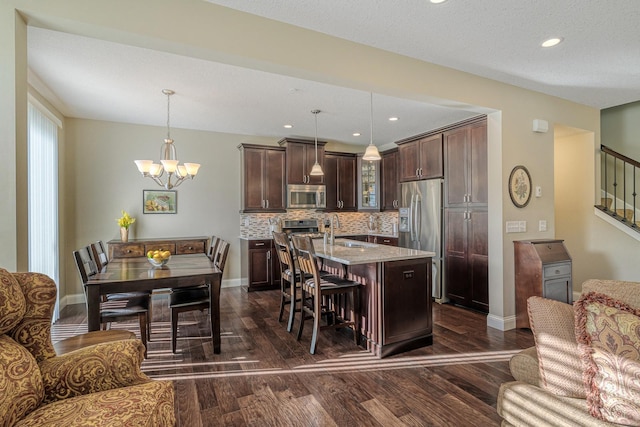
389;117;399;122
353;132;361;137
430;0;447;3
283;124;293;129
541;37;563;48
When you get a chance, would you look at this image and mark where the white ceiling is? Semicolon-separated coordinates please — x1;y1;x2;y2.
27;1;640;146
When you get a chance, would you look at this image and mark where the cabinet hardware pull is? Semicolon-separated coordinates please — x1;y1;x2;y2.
255;242;265;246
416;168;419;177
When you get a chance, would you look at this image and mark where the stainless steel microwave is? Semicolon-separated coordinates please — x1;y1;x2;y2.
287;184;326;209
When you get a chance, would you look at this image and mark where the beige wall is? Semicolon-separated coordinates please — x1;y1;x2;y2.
64;118;277;295
601;101;640;159
555;128;640;290
3;0;610;330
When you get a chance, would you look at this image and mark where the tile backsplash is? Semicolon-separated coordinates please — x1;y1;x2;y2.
240;210;399;239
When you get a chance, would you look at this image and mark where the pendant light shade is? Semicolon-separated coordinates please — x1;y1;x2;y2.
309;109;324;176
362;92;382;161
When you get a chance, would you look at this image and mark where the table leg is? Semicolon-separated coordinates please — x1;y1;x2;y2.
210;274;221;354
86;285;101;331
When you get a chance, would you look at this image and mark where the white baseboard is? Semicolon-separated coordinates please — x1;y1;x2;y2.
487;313;517;331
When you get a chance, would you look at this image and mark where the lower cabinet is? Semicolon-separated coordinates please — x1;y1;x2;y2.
444;208;488;313
241;239;280;291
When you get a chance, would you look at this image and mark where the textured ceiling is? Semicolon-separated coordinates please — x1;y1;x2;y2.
27;1;640;146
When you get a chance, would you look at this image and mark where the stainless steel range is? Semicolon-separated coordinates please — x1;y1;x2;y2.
281;219;323;239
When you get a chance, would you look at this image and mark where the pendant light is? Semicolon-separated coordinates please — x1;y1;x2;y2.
309;109;324;176
362;92;382;161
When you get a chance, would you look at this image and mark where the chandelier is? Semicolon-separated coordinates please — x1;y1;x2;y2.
134;89;201;189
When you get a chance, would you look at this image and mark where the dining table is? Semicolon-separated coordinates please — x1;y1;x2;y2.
85;253;222;354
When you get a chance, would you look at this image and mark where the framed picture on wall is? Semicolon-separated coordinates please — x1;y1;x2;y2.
143;190;177;214
508;165;532;208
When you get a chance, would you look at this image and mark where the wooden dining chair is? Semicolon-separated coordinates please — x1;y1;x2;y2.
168;240;230;353
90;241;153;337
290;235;361;355
73;246;150;357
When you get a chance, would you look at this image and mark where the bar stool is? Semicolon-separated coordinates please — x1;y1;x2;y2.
272;231;301;332
291;235;361;355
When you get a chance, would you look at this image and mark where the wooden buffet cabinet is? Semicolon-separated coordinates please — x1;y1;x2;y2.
108;236;209;259
514;239;573;328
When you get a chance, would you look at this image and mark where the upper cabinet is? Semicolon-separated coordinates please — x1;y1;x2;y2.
358;155;381;211
324;152;357;211
278;138;326;185
239;144;286;213
381;149;399;210
397;134;443;182
444;120;488;208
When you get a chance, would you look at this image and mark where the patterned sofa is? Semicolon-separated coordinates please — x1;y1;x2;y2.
497;279;640;426
0;268;176;426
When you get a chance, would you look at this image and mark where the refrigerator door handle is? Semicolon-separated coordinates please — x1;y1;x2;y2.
415;195;422;246
408;194;415;241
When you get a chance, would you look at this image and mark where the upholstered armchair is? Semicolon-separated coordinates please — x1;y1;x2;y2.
0;268;175;426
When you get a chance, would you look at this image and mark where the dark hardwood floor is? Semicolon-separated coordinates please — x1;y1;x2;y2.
52;287;534;426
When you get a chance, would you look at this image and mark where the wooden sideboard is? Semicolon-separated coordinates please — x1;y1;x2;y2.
108;236;209;259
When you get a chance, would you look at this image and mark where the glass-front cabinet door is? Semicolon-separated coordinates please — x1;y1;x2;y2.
357;155;381;211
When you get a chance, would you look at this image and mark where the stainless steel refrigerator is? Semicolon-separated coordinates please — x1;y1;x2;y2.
398;179;445;302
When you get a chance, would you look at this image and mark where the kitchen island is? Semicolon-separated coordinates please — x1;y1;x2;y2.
312;238;435;358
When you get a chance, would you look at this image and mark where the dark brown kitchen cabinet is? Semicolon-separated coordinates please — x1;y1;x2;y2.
381;149;400;210
444;120;487;208
324;152;357;211
444;207;488;312
443;118;488;312
239;144;286;212
278;138;326;185
241;239;280;292
397;134;443;182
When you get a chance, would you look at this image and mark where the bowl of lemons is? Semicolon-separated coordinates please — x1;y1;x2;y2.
147;250;171;267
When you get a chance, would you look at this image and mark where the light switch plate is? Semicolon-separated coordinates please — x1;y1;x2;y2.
539;220;547;231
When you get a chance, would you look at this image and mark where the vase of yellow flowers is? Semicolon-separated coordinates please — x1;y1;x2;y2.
116;210;136;242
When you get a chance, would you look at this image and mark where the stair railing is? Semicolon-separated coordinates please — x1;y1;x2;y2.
600;145;639;229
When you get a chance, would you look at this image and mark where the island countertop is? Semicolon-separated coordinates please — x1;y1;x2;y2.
311;238;435;265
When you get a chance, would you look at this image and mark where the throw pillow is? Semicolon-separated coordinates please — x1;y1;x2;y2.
527;296;586;398
575;291;640;425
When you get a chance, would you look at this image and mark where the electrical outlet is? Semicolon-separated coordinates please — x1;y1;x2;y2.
539;220;547;231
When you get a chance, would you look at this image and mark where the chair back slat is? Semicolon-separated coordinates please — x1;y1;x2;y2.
91;241;109;271
272;232;294;273
214;240;230;273
291;236;321;296
208;236;221;261
73;246;97;285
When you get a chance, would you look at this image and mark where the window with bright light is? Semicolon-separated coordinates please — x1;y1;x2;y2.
28;101;60;319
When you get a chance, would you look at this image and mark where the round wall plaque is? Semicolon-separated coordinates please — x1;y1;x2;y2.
508;165;532;208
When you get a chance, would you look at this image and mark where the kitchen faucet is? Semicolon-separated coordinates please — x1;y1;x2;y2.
330;214;340;244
